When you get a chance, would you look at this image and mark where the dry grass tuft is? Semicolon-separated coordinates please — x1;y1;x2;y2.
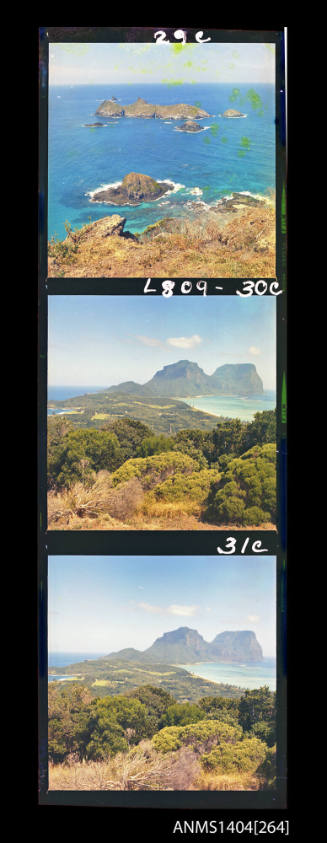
48;474;144;526
49;742;200;791
194;770;262;791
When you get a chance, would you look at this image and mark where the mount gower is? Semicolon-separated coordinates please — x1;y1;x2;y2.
107;361;263;398
107;627;263;665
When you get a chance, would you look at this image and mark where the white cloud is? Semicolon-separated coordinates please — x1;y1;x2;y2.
249;346;261;356
247;614;260;623
168;604;198;617
135;602;198;617
166;334;202;349
136;335;163;347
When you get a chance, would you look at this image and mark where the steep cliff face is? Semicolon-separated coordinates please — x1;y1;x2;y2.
144;627;209;663
145;361;213;397
210;364;263;396
209;631;263;662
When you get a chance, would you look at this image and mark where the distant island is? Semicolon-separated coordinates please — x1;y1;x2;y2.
175;120;204;133
222;108;246;118
95;96;210;120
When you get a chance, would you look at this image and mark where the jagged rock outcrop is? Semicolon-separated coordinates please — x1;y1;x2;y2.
96;96;210;119
95;101;124;116
90;172;171;206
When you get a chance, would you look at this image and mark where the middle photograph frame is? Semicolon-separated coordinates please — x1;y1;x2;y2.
46;291;277;534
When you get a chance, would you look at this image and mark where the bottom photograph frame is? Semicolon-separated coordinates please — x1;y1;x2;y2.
39;552;287;809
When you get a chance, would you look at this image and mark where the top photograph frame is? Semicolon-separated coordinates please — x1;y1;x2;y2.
39;28;285;281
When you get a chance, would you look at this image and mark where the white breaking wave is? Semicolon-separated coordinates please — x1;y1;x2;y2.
186;187;203;196
86;180;122;199
157;179;186;195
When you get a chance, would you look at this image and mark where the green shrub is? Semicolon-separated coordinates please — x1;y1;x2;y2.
257;745;276;787
136;434;175;457
161;703;205;728
204;443;276;525
111;451;197;490
201;737;267;773
152;726;183;754
250;720;276;747
48;428;121;490
238;687;276;733
153;719;242;754
146;468;220;504
85;696;149;761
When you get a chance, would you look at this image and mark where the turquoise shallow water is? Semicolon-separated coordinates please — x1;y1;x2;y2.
180;658;276;691
182;390;276;421
48;83;275;239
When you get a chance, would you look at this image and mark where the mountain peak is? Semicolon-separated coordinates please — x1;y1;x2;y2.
107;360;263;398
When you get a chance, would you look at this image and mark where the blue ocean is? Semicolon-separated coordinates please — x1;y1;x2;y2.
48;651;107;682
48;83;275;240
47;384;106;414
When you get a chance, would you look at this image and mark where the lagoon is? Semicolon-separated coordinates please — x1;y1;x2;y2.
180;658;276;691
182;390;276;422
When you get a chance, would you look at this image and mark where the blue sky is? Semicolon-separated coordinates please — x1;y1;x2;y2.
48;295;276;390
49;42;275;86
48;555;276;656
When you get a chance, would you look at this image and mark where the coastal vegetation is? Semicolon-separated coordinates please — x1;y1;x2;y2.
48;680;276;791
47;409;276;529
48;199;275;278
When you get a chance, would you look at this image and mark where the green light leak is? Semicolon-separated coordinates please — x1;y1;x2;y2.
281;374;287;424
161;79;183;87
229;87;265;116
281;184;286;234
